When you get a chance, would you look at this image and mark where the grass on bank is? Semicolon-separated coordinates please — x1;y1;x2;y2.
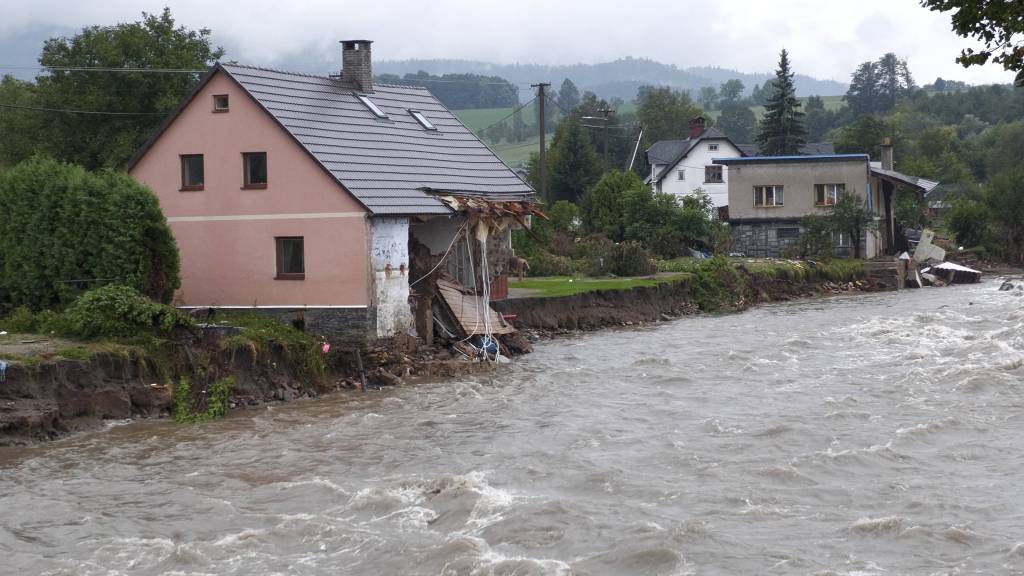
513;273;689;298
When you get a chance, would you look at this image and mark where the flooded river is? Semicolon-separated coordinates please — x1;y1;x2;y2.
2;280;1024;575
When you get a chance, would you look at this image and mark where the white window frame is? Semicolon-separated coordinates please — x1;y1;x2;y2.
704;165;723;183
356;93;387;118
677;169;685;181
753;185;784;207
409;110;436;130
815;183;845;206
708;143;719;151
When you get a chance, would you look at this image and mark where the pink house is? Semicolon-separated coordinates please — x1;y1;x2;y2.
129;41;534;342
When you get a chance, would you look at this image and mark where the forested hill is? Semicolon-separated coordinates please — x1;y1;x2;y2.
374;57;848;101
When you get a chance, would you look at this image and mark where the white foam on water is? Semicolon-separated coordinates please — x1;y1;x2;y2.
441;535;572;576
849;515;904;534
275;477;350;495
212;528;267;547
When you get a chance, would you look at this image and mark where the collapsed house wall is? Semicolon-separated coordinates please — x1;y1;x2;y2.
371;217;414;338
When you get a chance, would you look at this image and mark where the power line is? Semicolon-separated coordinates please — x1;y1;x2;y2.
0;64;205;74
472;96;538;134
0;103;169;116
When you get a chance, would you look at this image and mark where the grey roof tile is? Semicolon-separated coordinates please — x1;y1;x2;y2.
221;63;534;215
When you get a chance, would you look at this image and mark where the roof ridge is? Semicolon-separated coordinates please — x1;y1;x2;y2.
219;62;430;92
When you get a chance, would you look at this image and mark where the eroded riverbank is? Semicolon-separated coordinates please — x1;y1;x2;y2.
1;279;1022;574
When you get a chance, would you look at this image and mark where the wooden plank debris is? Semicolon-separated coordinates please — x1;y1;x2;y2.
436;278;515;336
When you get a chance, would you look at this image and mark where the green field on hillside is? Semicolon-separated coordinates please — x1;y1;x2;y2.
453;94;846;166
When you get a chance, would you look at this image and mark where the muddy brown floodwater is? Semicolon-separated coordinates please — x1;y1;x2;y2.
2;279;1024;575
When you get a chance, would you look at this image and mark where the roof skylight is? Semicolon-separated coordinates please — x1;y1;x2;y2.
409;110;436;130
356;94;387;118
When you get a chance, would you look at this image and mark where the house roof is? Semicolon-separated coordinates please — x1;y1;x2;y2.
646;127;738;183
130;63;534;216
714;153;869;165
736;142;836;156
869;161;939;194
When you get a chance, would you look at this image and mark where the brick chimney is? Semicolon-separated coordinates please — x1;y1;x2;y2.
689;116;706;139
340;40;373;92
880;137;894;170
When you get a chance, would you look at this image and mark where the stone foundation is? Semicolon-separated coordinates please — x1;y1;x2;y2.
730;220;803;257
246;307;375;345
731;219;867;258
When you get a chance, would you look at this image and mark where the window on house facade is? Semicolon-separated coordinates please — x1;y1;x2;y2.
275;237;305;279
708;143;719;151
213;94;229;112
776;227;801;239
753;185;784;207
409;110;436;130
180;154;204;190
833;231;851;247
356;94;387;118
677;169;685;180
704;165;723;183
815;183;845;206
242;152;268;188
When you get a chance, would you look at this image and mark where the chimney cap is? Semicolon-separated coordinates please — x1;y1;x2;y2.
340;39;373;46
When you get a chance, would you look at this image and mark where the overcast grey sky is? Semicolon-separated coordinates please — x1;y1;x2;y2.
0;0;1015;85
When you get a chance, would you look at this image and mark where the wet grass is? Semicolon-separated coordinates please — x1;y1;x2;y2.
512;274;689;297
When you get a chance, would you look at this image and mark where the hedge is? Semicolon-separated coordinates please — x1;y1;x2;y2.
0;156;180;311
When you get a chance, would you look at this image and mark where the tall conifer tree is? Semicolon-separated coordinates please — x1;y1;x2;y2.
755;49;806;155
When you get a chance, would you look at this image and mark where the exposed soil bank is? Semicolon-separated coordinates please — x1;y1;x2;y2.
0;334;499;446
494;274;837;332
0;272;859;446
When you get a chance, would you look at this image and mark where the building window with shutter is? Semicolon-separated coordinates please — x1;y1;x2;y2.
704;165;723;183
275;237;305;280
180;154;204;191
242;152;268;189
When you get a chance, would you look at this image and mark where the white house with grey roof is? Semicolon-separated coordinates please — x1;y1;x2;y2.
645;117;835;213
129;40;536;343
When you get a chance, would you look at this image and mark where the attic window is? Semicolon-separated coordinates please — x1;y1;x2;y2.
708;143;719;151
213;94;229;112
356;94;387;118
409;110;436;130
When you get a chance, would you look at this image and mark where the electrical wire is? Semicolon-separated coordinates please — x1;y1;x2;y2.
0;103;170;116
409;220;468;287
473;96;538;134
0;64;205;73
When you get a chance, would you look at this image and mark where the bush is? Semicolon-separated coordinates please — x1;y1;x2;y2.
947;199;989;248
526;251;575;277
0;156;180;312
611;241;657;276
2;307;39;333
62;284;194;339
787;214;834;260
571;234;616;276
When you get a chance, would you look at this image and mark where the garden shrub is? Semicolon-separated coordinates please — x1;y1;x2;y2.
62;284;194;339
610;241;657;276
527;251;575;277
0;156;180;312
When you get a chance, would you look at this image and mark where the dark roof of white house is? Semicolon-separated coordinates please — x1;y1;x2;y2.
130;63;534;215
736;142;836;156
645;128;737;183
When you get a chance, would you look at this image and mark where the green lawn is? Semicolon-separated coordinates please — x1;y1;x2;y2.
511;274;688;297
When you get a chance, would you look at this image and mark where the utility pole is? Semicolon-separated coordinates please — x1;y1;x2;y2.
628;127;644;172
531;82;550;203
599;107;613;169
